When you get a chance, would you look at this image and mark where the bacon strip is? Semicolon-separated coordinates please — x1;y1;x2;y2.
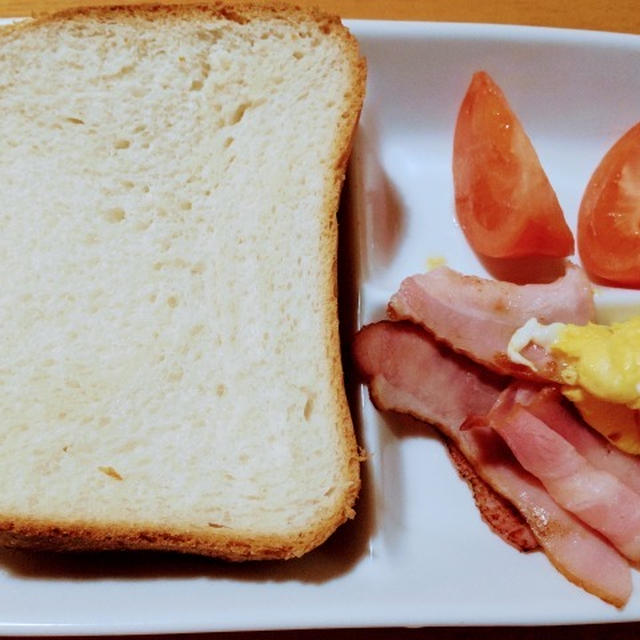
387;263;594;377
497;384;640;496
353;321;631;607
488;402;640;564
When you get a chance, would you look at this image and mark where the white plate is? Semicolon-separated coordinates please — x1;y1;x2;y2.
2;17;640;635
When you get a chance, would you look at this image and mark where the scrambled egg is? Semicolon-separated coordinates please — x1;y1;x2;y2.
510;317;640;408
508;316;640;453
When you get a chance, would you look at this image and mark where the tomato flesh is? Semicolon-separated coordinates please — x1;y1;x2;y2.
453;71;574;259
578;122;640;286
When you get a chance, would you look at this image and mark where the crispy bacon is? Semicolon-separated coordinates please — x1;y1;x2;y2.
353;321;631;607
444;439;538;552
387;263;594;377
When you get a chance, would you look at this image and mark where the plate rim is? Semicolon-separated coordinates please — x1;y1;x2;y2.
0;15;640;635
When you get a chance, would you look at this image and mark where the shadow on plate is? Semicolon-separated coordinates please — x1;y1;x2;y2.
346;116;406;286
0;431;375;584
479;254;568;284
0;485;372;584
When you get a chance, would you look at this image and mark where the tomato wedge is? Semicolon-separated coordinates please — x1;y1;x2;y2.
578;122;640;286
453;71;574;259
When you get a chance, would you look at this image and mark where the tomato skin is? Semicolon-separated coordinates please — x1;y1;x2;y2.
578;122;640;286
453;71;574;259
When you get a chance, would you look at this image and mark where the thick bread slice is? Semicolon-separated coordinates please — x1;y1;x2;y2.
0;3;365;560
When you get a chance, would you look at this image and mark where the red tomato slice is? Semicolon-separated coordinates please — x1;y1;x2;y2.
578;122;640;286
453;71;574;259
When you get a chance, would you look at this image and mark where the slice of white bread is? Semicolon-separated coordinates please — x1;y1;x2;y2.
0;3;365;560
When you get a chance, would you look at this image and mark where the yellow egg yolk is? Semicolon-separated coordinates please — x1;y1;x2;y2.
552;317;640;409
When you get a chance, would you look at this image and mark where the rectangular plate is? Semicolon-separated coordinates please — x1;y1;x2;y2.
1;17;640;635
